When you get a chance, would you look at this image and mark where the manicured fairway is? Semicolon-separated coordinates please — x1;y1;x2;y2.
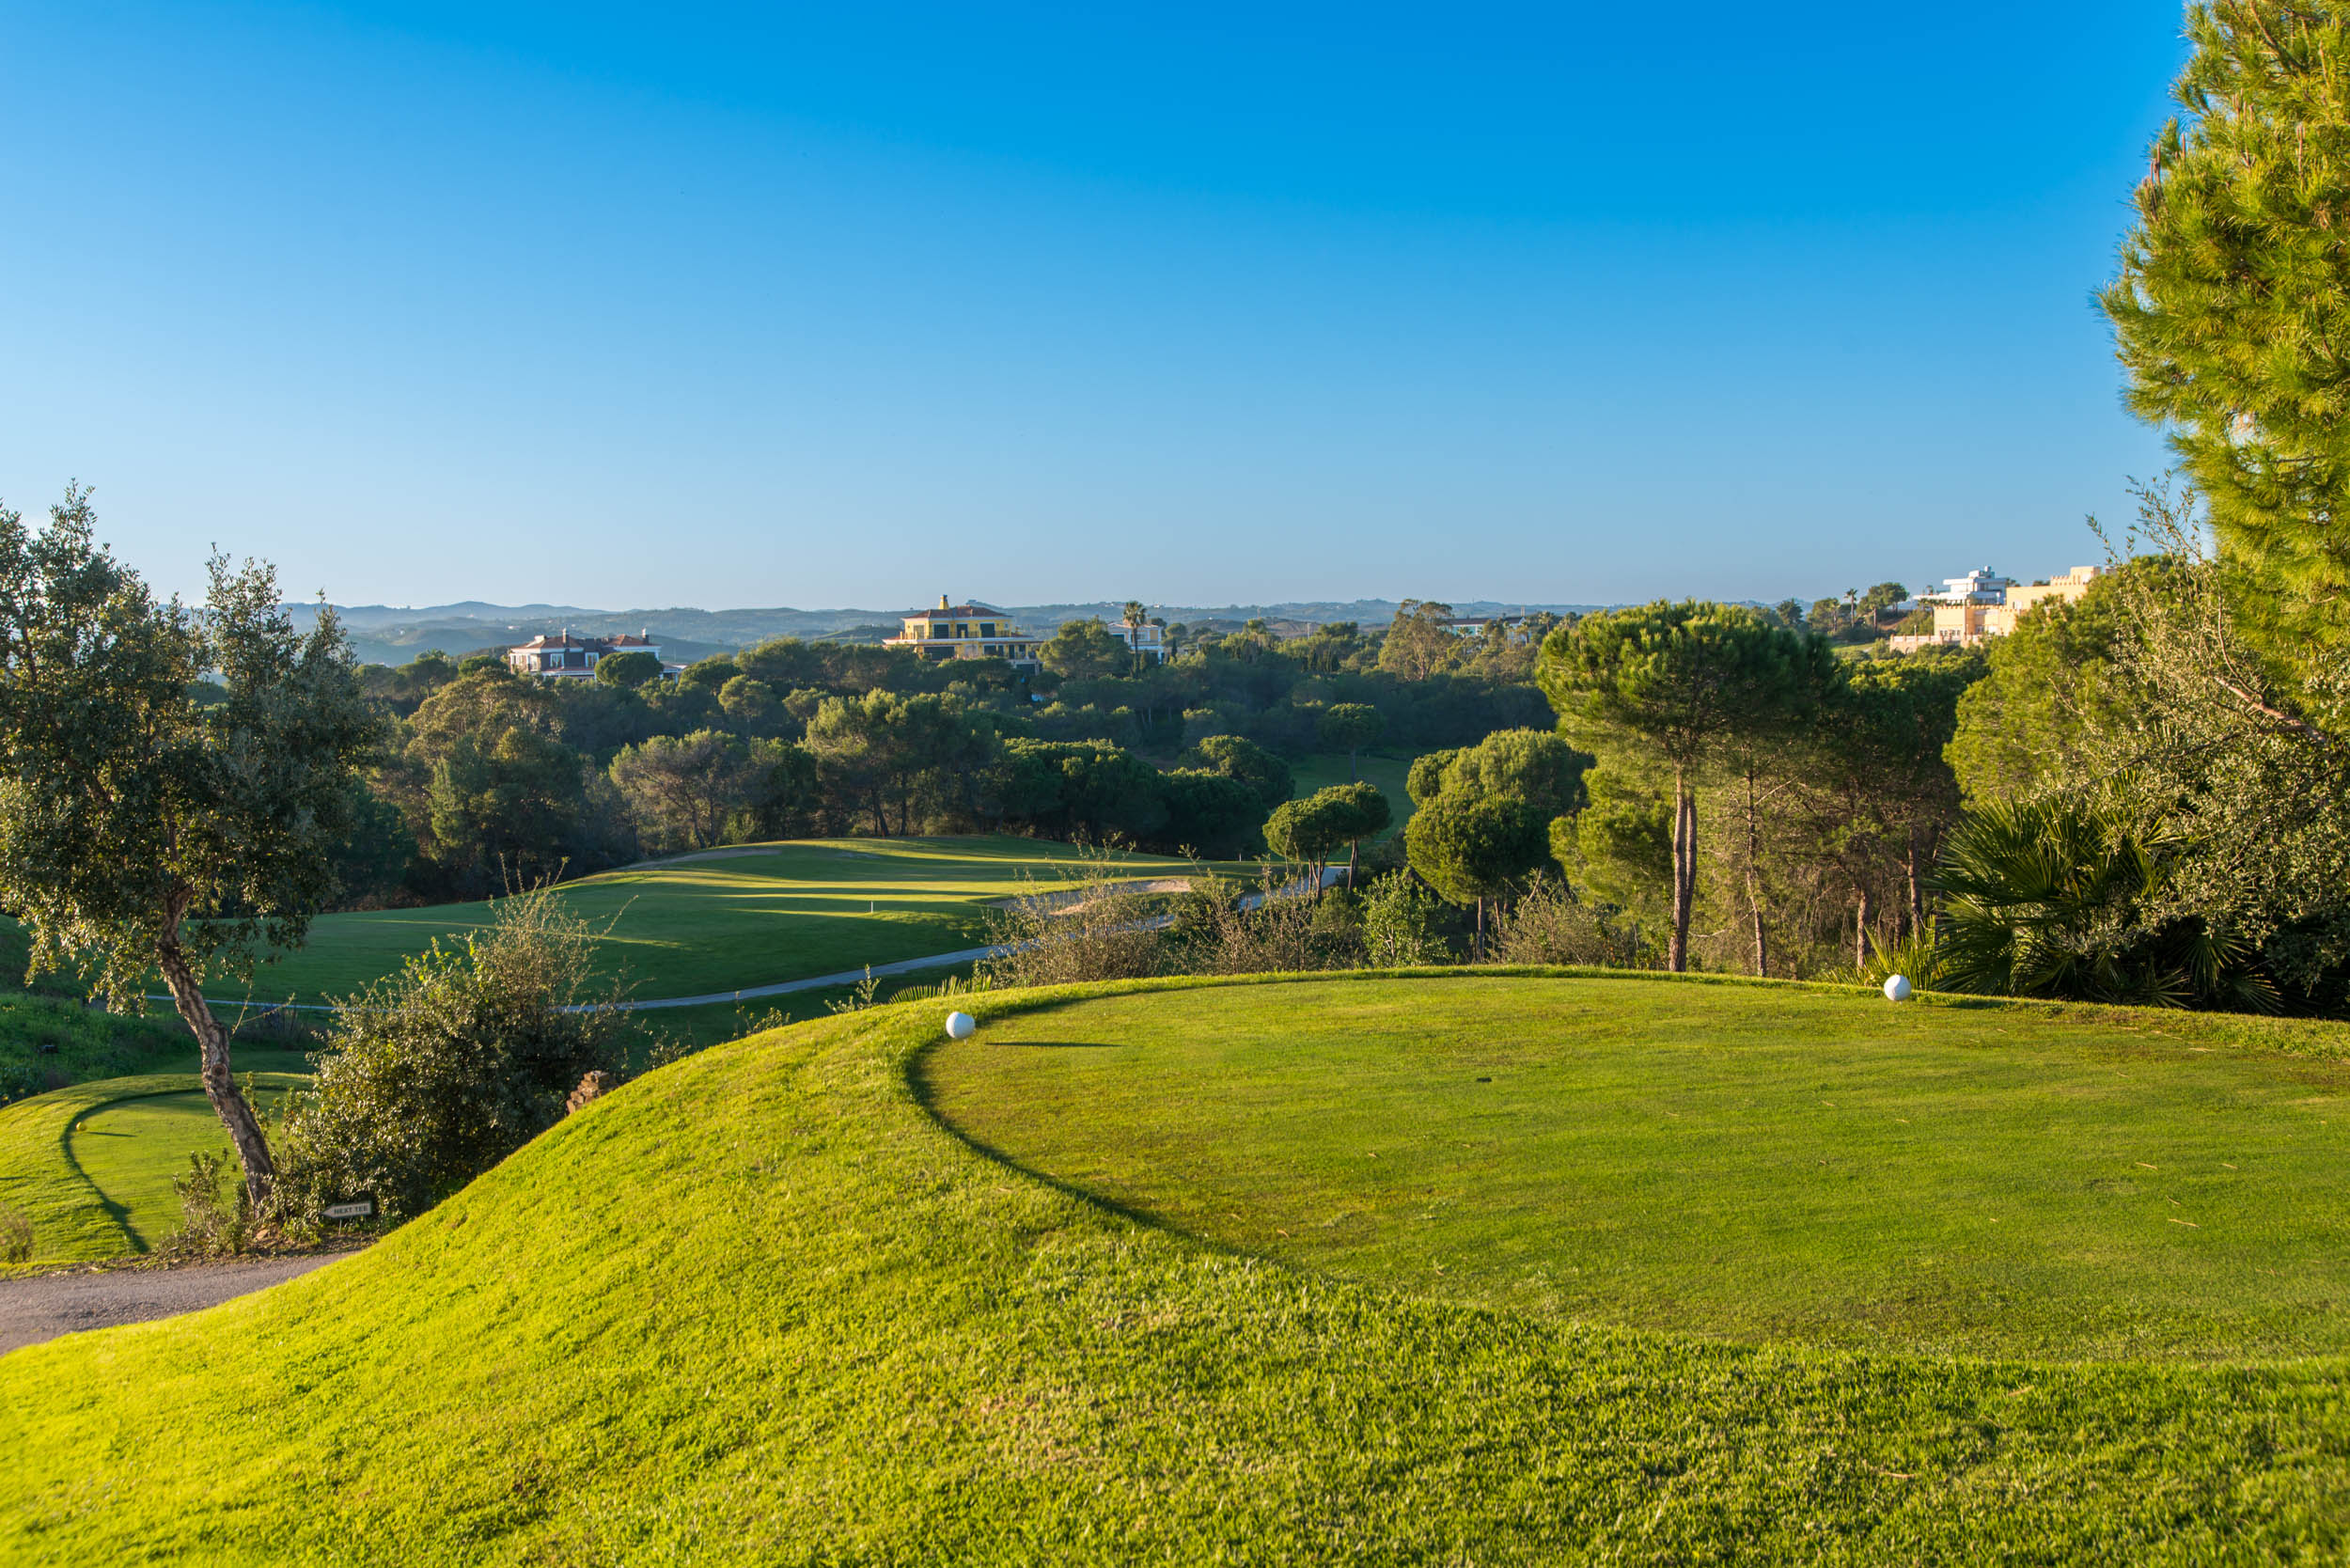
70;1086;297;1252
926;977;2350;1360
4;975;2346;1562
1288;749;1417;837
228;836;1198;1004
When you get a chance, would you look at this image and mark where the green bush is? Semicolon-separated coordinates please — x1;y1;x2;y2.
272;889;626;1228
1489;876;1644;968
1358;871;1451;966
166;1150;258;1258
1935;795;2279;1011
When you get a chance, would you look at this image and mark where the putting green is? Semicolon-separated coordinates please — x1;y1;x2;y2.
922;976;2350;1360
71;1086;298;1252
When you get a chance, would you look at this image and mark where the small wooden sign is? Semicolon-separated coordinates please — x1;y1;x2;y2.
322;1200;375;1221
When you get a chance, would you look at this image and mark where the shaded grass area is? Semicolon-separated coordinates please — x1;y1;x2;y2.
925;979;2350;1361
0;993;200;1104
0;1066;310;1263
217;835;1195;1005
1;972;2346;1560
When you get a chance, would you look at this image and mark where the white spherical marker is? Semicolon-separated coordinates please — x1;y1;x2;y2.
944;1011;978;1041
1883;974;1913;1003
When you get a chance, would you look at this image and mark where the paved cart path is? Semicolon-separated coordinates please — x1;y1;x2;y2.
152;869;1347;1015
0;1255;340;1356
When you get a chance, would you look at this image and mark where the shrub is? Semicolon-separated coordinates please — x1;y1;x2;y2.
0;1200;33;1264
1935;795;2279;1011
1357;871;1452;966
1489;876;1645;969
1166;870;1345;976
979;868;1172;989
167;1150;258;1258
272;889;627;1228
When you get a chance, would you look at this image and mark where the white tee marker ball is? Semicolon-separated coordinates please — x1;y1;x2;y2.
945;1011;978;1041
1883;974;1914;1003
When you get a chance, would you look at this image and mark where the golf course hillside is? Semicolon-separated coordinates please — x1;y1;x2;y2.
4;973;2346;1561
201;835;1202;1006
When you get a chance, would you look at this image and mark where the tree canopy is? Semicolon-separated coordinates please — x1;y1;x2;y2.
1537;602;1833;970
2105;2;2350;666
0;489;379;1200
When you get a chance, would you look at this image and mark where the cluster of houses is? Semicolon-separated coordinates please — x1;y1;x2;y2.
1886;565;2103;652
502;598;1168;681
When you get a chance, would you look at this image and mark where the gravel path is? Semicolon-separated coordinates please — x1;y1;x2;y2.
0;1254;340;1356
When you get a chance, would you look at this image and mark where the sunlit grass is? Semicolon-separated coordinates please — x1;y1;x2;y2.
925;977;2350;1361
0;973;2344;1560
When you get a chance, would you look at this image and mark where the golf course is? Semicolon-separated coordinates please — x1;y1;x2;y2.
162;835;1202;1007
3;970;2344;1560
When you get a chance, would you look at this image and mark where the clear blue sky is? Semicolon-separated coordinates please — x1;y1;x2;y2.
0;2;2186;611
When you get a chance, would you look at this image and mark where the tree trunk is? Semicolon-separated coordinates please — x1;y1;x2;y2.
1347;836;1360;889
1743;762;1767;977
1668;766;1694;973
155;934;274;1206
1475;896;1485;963
1855;886;1872;969
1905;823;1924;938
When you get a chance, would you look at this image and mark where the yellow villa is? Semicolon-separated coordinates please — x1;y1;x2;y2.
885;597;1046;669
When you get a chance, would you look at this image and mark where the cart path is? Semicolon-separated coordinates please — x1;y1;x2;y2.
0;1254;340;1356
152;868;1346;1015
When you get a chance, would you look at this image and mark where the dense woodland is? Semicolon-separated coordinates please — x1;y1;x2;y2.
332;602;1557;903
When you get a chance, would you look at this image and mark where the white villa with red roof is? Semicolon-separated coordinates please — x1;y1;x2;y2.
507;629;665;679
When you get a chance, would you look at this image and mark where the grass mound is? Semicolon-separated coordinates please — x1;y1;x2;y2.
1;974;2344;1562
925;979;2350;1361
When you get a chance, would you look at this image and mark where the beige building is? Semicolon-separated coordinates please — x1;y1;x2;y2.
1888;565;2103;652
1986;565;2103;635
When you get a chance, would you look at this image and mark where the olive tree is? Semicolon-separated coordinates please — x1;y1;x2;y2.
0;489;378;1202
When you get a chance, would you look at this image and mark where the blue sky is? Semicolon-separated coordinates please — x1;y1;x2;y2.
0;2;2186;610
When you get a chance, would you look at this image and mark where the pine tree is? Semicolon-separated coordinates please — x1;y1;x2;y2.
2105;3;2350;661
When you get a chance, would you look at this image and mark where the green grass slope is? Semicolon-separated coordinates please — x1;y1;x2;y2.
0;1070;310;1264
1;974;2344;1562
233;835;1198;1005
927;980;2350;1361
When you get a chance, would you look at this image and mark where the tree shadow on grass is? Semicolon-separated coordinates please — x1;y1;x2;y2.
904;1041;1261;1262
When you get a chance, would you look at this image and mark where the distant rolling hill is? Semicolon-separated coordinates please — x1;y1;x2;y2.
289;598;1604;666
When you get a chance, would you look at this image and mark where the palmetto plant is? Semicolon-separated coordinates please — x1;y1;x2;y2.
1934;795;2279;1011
